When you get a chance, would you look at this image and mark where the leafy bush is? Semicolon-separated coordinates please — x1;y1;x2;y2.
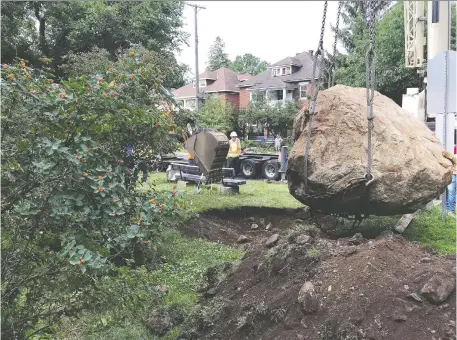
196;96;235;134
1;51;189;339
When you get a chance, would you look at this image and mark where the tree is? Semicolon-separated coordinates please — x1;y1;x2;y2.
230;53;269;75
238;93;298;138
207;36;231;71
197;96;234;134
1;1;189;87
1;50;188;339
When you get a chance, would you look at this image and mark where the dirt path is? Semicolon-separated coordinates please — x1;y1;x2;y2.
182;208;456;340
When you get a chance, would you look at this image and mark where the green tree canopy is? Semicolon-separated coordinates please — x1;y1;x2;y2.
197;96;234;134
230;53;269;75
1;0;189;87
206;36;231;71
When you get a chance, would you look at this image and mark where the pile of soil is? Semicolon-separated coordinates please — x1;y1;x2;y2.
182;208;456;340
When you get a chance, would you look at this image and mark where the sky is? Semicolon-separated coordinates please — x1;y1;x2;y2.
174;1;341;77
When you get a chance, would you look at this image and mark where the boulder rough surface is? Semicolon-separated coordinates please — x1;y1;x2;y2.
288;85;453;216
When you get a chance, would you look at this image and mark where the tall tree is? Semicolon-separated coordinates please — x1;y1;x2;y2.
207;36;231;71
230;53;269;75
1;0;189;87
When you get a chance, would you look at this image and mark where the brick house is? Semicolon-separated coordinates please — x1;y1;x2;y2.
172;67;253;111
237;50;320;109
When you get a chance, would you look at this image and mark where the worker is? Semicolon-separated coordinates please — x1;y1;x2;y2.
274;134;283;152
227;131;241;172
446;145;457;215
188;151;194;165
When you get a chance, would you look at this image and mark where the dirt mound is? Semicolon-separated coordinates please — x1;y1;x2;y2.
183;209;456;340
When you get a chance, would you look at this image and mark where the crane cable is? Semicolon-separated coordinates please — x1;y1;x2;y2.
304;1;328;195
364;0;376;187
329;1;343;88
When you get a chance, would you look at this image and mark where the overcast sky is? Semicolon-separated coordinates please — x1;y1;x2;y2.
174;1;341;77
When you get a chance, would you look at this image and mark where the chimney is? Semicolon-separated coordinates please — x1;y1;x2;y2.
308;50;314;56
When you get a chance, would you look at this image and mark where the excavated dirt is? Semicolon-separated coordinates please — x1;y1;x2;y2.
182;208;456;340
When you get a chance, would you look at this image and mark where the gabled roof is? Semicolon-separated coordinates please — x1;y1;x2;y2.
173;68;253;98
237;51;320;90
270;56;302;67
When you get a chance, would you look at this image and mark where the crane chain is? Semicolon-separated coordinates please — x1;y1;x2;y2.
304;1;328;195
364;0;376;186
330;1;343;88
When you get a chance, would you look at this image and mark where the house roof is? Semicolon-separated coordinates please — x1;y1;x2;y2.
270;56;302;67
237;51;320;90
173;68;253;98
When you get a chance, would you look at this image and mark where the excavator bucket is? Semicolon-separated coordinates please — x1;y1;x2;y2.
185;129;230;183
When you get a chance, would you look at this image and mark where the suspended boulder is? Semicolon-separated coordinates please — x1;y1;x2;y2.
288;85;453;216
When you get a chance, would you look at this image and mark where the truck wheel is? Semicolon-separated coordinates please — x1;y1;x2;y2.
262;160;280;181
241;160;257;179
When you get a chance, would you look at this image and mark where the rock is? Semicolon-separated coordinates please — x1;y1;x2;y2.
265;223;272;231
296;234;312;245
392;312;407;322
237;235;250;244
250;223;259;230
259;218;266;226
420;257;432;263
394;214;415;233
147;309;172;336
339;246;358;257
404;285;409;290
420;272;456;304
298;281;319;314
349;233;364;245
205;288;217;297
265;234;280;248
247;217;255;222
407;293;423;303
288;85;453;216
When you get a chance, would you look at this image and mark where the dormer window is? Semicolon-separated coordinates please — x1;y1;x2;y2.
199;79;206;88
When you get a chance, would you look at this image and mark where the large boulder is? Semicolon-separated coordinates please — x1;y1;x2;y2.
288;85;453;216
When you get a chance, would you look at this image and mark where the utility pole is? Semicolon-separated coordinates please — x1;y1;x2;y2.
187;2;206;113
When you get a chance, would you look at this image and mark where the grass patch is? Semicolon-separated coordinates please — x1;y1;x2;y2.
153;228;243;310
140;172;303;212
404;206;456;254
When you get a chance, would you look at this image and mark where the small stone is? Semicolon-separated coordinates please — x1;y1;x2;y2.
251;223;259;230
328;285;332;292
237;235;250;244
420;272;456;304
420;257;432;263
348;233;364;245
265;233;280;248
368;240;374;245
404;285;410;290
298;281;319;314
265;223;272;230
392;312;407;322
359;293;364;297
407;293;423;303
296;234;312;245
296;335;305;340
295;219;304;224
205;288;217;297
439;303;450;309
247;217;255;222
350;286;355;291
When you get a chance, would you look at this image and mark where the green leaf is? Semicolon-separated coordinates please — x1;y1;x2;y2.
83;250;92;261
127;225;139;238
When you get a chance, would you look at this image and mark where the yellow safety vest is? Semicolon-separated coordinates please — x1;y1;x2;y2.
228;139;241;158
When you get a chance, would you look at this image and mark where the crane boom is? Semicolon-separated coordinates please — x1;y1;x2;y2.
404;1;425;68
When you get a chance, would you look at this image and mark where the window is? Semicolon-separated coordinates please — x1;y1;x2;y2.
300;84;309;99
282;67;286;75
199;80;206;88
272;69;277;76
432;0;439;23
277;90;283;101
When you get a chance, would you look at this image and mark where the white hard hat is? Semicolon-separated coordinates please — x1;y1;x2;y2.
230;131;237;137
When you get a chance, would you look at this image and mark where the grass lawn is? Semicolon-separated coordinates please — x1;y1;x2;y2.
139;172;303;212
